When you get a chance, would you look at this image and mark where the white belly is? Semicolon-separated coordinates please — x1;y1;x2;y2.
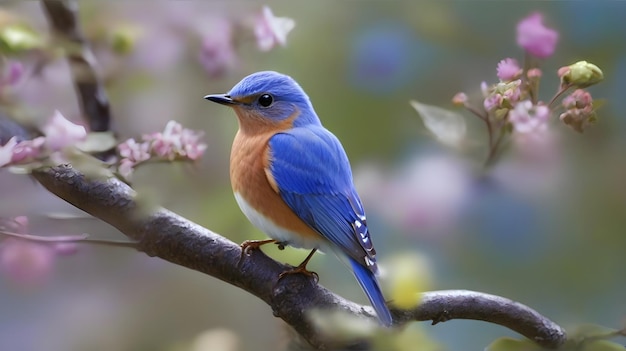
234;192;321;249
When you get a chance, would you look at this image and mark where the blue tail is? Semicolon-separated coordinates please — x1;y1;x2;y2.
349;257;393;327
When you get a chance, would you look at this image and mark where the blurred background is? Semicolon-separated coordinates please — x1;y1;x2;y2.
0;1;625;350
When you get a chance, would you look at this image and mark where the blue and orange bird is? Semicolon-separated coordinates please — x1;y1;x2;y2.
204;71;392;326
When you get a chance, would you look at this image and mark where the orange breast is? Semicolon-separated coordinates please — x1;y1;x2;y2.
230;127;322;243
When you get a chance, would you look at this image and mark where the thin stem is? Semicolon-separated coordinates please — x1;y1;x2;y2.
548;84;573;108
0;230;89;242
80;239;139;248
465;104;489;122
484;124;508;168
464;104;495;154
0;230;138;248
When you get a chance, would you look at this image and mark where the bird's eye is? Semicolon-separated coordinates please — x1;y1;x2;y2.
258;94;273;107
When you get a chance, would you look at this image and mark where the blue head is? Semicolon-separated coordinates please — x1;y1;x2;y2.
205;71;321;129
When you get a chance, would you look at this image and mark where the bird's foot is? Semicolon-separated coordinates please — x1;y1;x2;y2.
278;264;319;284
277;248;319;284
240;239;278;256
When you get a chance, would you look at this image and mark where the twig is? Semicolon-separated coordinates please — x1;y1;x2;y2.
0;230;138;248
548;84;573;109
484;125;508;168
41;0;111;133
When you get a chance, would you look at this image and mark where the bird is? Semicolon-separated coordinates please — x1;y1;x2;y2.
204;71;392;327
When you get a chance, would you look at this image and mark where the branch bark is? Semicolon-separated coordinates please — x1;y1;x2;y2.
30;164;566;349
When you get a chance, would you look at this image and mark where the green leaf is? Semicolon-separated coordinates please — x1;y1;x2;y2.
410;100;466;148
485;337;543;351
308;309;378;341
581;340;626;351
0;24;43;53
76;132;118;153
572;324;620;339
62;147;114;180
109;25;140;55
592;98;607;111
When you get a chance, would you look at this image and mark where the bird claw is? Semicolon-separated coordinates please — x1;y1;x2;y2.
276;248;320;284
240;239;277;256
278;265;319;284
238;239;277;267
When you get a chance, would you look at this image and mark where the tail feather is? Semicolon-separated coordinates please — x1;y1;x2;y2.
349;257;393;327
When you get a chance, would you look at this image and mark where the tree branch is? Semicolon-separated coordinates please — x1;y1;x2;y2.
41;0;111;133
30;164;566;349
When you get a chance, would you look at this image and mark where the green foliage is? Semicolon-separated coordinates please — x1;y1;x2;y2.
309;310;442;351
410;100;466;149
485;337;543;351
76;132;117;153
0;24;43;54
487;325;626;351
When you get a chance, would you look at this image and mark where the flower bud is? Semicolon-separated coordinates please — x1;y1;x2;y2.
527;68;542;79
452;92;468;106
559;61;604;88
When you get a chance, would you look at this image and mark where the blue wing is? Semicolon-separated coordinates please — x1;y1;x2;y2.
267;126;376;268
268;126;392;326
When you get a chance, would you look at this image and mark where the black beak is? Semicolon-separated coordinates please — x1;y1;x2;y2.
204;94;238;106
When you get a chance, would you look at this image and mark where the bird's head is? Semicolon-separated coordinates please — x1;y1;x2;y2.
205;71;320;131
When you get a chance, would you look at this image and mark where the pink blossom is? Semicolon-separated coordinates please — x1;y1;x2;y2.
496;58;521;81
0;60;24;87
378;156;470;236
562;89;592;110
12;216;29;230
118;158;135;179
516;12;559;59
117;138;150;178
198;18;237;78
0;136;18;167
502;85;521;103
145;120;183;159
143;121;207;160
452;92;468;106
0;238;56;286
0;216;54;287
41;110;87;151
53;242;79;256
483;94;503;111
118;121;207;178
254;6;295;52
497;79;522;104
118;138;150;163
560;89;596;132
527;68;542;79
509;100;550;133
10;137;45;164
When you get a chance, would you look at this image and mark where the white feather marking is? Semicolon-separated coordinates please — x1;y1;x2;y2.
234;192;321;249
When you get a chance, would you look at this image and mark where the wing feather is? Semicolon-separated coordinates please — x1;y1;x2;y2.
267;126;376;268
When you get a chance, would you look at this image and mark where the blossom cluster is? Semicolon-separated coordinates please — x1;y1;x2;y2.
0;110;87;168
452;12;603;166
117;120;207;179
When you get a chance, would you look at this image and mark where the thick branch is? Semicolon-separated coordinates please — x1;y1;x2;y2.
41;0;111;133
30;164;566;349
